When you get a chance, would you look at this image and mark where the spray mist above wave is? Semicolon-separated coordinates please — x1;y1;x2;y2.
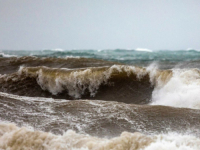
151;68;200;109
0;123;200;150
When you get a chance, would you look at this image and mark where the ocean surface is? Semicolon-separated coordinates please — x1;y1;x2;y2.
1;49;200;149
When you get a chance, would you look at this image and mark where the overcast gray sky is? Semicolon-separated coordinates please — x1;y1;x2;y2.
0;0;200;50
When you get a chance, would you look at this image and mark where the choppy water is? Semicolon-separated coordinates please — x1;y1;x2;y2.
2;49;200;69
1;49;200;149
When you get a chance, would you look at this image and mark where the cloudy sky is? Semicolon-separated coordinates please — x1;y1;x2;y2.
0;0;200;50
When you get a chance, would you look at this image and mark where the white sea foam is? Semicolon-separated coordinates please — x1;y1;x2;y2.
151;68;200;109
65;56;80;59
135;48;153;52
0;123;199;150
50;48;64;51
186;48;200;51
0;52;16;57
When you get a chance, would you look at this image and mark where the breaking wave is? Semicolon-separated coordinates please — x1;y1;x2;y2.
1;63;200;108
0;123;200;150
0;52;16;57
151;68;200;109
0;65;159;104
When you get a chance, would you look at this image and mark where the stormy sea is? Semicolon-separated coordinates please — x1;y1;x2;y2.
1;49;200;150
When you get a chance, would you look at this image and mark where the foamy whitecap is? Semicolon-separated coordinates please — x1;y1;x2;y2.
18;65;148;98
0;52;16;57
0;123;199;150
65;56;80;59
151;68;200;109
135;48;153;52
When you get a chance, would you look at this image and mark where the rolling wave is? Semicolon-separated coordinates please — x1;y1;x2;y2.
1;63;200;109
0;65;162;103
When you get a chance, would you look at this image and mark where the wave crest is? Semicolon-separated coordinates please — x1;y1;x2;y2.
17;65;155;100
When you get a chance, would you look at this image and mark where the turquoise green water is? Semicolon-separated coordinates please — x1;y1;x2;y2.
1;49;200;69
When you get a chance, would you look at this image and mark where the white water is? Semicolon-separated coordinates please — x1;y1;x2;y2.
0;123;199;150
151;68;200;109
135;48;153;52
0;52;16;57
